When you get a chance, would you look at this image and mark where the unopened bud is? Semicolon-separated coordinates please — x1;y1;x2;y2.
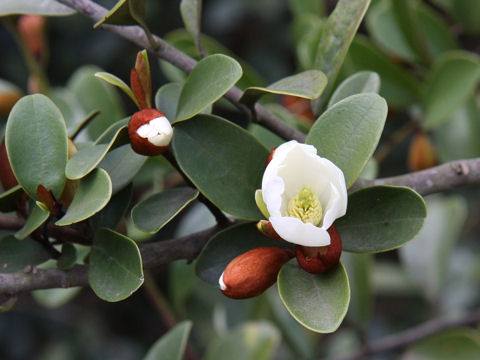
0;139;18;190
0;91;22;118
407;131;437;172
131;50;152;109
128;109;173;156
295;225;342;274
282;95;314;121
219;247;294;299
18;15;46;60
256;220;282;240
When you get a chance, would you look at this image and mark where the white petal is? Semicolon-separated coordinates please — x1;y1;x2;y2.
270;216;331;246
136;116;173;146
219;272;226;290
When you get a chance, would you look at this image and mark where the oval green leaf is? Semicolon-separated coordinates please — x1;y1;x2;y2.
155;82;183;121
239;70;327;108
98;144;147;194
143;321;193;360
15;204;49;240
66;120;129;180
0;0;75;16
277;260;350;333
0;235;50;273
175;54;242;122
172;115;268;220
195;222;293;285
401;329;480;360
180;0;202;53
56;168;112;226
57;243;77;270
336;186;427;253
205;322;280;360
423;51;480;129
49;88;87;138
132;187;199;234
89;228;143;302
67;66;125;139
306;93;388;188
328;71;380;108
6;94;68;200
90;184;132;231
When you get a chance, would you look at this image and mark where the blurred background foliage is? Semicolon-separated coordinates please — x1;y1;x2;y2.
1;0;480;359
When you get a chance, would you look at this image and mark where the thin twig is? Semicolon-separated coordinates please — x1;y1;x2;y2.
332;309;480;360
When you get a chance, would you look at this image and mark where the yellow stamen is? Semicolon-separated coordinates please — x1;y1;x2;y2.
287;185;322;226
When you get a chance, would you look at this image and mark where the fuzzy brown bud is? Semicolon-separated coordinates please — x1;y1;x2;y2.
220;247;294;299
18;15;45;60
128;109;173;156
295;225;342;274
407;131;437;172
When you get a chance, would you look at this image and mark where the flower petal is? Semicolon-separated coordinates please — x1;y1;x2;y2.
270;216;331;246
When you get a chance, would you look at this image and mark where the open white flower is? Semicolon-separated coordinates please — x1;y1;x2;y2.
258;140;347;247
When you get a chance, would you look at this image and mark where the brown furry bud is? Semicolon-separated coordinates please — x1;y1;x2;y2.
219;247;294;299
18;15;45;60
128;109;173;156
407;131;437;172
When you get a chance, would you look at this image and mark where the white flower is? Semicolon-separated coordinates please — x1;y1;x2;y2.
136;116;173;146
258;140;347;247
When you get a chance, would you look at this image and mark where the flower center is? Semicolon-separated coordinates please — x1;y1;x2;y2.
287;185;322;226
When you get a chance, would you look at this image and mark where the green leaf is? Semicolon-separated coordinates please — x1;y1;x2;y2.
95;72;139;108
155;82;183;121
0;185;23;213
342;253;373;327
313;0;371;113
423;51;480;129
6;94;68;200
172;115;268;220
90;184;132;231
306;93;387;187
239;70;327;108
402;329;480;360
56;169;112;226
175;54;242;122
57;243;77;270
67;66;125;140
180;0;202;53
328;71;380;108
132;187;199;234
336;186;427;253
143;321;192;360
98;144;147;194
66;119;129;180
15;204;49;240
343;36;421;108
288;0;325;17
195;222;293;285
32;287;82;308
367;0;457;62
89;228;143;302
49;88;87;138
0;0;75;16
399;195;467;302
0;235;50;273
435;97;480;162
277;260;350;333
94;0;147;27
205;321;280;360
450;0;480;34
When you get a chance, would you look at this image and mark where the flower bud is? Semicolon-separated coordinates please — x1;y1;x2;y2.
0;139;18;190
295;225;342;274
0;91;22;118
407;131;437;172
219;247;294;299
128;109;173;156
282;95;314;121
130;50;152;109
17;15;46;60
256;220;282;241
